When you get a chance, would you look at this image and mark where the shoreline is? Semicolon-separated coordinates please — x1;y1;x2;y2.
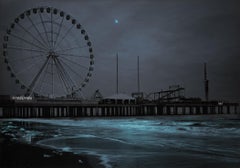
0;133;104;168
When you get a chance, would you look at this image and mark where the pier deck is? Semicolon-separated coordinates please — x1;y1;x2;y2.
0;97;238;118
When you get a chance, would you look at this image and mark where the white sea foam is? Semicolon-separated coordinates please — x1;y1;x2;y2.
62;147;71;152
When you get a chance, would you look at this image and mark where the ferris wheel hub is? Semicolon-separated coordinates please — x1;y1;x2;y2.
48;51;58;58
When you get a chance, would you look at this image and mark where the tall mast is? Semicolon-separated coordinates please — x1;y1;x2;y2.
137;56;140;93
204;63;209;101
116;53;119;94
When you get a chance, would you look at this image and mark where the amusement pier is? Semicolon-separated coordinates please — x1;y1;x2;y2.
0;7;239;118
0;85;238;118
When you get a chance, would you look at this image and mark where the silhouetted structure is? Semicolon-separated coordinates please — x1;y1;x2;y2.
204;63;209;101
116;53;119;94
91;89;103;101
0;95;238;118
137;56;140;93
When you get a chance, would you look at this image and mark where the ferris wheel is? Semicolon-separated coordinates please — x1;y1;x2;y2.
2;6;94;98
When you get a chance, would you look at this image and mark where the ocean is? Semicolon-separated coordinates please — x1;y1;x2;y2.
1;115;240;168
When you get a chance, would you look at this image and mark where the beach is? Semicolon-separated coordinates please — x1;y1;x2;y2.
0;133;102;168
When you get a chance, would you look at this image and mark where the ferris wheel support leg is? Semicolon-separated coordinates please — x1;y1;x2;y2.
27;57;51;95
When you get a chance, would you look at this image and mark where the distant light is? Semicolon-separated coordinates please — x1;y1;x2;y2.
114;19;119;24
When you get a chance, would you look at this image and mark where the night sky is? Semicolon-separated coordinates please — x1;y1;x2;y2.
0;0;240;101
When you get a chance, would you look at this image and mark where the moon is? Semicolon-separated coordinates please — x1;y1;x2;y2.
114;19;119;24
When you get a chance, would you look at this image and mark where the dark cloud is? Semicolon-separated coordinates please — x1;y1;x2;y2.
0;0;240;101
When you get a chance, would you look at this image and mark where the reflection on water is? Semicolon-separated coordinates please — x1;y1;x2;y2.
1;115;240;168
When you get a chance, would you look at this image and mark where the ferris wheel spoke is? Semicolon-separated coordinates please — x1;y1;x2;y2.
51;58;54;97
35;60;50;96
26;15;50;49
53;24;74;50
55;59;70;93
54;16;64;47
55;62;70;94
8;45;47;53
58;57;84;80
39;12;51;49
58;53;89;59
16;22;48;50
28;57;51;92
59;56;89;70
56;58;78;89
54;63;68;95
9;54;46;63
54;45;87;53
15;57;45;76
10;33;47;51
51;11;53;49
55;58;74;93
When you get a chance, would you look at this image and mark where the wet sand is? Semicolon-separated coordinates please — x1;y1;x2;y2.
0;133;101;168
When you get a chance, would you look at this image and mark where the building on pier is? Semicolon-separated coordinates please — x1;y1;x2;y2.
102;93;136;104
